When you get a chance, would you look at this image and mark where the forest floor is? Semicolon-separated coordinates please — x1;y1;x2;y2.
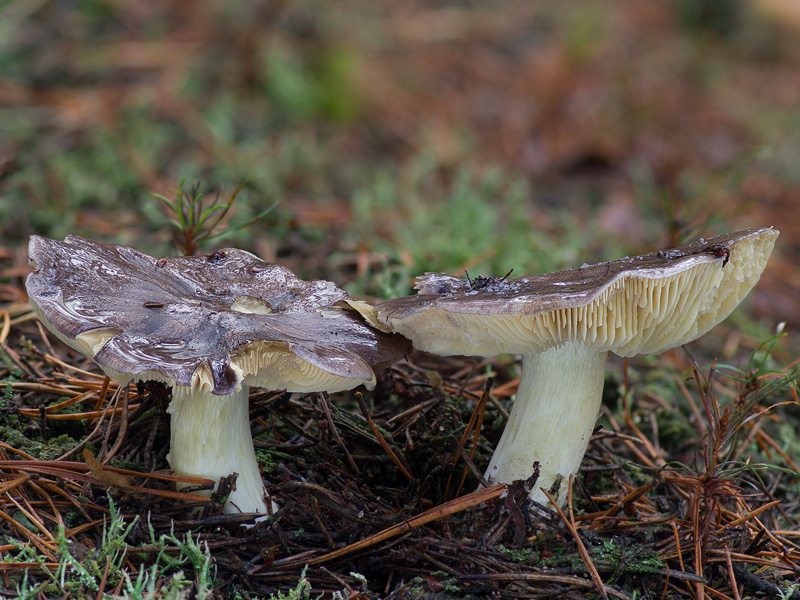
1;1;800;598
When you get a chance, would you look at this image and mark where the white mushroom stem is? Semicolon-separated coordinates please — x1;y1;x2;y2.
167;384;274;515
483;341;608;507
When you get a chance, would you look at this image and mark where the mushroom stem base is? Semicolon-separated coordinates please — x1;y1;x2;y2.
167;385;275;516
483;342;608;507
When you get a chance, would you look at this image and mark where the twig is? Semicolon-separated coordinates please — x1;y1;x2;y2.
703;585;734;600
4;492;53;541
446;377;491;498
274;484;507;568
542;482;609;600
13;389;96;416
459;572;630;600
42;353;108;380
96;555;112;600
104;385;130;463
95;376;111;410
35;320;57;359
356;391;413;480
580;480;654;524
450;436;490;488
11;382;86;397
0;460;210;484
310;497;336;550
101;385;125;456
0;509;57;561
55;384;119;461
0;310;10;345
725;499;781;528
725;548;741;600
318;393;359;475
385;397;440;428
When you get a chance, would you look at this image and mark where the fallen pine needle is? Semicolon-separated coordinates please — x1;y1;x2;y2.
725;499;781;528
579;480;654;524
276;484;508;568
0;459;212;485
725;548;742;600
542;482;609;600
356;391;413;481
459;572;631;600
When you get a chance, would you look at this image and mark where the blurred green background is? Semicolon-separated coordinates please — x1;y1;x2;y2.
1;0;798;322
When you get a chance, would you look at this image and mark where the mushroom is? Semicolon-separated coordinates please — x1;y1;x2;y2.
376;228;779;506
26;235;411;516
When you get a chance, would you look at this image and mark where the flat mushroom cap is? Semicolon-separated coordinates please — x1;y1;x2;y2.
377;228;778;358
26;235;411;395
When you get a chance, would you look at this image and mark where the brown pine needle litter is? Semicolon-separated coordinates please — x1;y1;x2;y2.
0;271;799;598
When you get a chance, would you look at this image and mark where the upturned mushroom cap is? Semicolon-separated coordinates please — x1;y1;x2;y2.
377;228;778;358
26;235;411;394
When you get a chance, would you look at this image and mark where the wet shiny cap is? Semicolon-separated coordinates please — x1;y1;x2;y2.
377;228;778;358
26;235;411;395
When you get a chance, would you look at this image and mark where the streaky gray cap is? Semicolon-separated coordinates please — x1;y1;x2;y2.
27;235;411;395
377;228;778;358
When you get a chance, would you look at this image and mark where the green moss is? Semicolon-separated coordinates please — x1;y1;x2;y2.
589;539;666;581
497;545;537;563
255;448;277;472
0;424;30;448
0;426;78;461
109;459;144;472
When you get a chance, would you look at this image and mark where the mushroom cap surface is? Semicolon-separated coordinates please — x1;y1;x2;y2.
27;235;411;394
377;228;778;358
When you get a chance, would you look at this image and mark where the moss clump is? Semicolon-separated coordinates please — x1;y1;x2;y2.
0;426;79;460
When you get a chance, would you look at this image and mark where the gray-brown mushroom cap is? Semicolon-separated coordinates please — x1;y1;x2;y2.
26;235;411;395
377;228;779;358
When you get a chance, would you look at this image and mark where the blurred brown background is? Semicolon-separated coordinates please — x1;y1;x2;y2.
1;0;798;328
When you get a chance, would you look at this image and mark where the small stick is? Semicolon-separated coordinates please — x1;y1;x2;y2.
0;310;10;345
579;480;654;523
95;376;111;410
0;509;57;561
275;484;507;568
542;482;609;600
4;492;53;542
671;518;696;599
0;475;29;496
0;461;212;485
11;382;85;397
38;482;93;524
13;406;136;420
319;393;359;475
0;561;61;572
356;392;413;481
35;320;57;359
14;389;95;415
692;494;705;600
460;573;631;600
703;585;734;600
104;386;130;463
43;353;108;381
448;377;492;498
27;479;64;531
725;548;741;600
55;392;117;461
96;555;112;600
726;499;781;528
320;566;358;596
450;437;490;488
386;397;440;427
310;498;336;550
